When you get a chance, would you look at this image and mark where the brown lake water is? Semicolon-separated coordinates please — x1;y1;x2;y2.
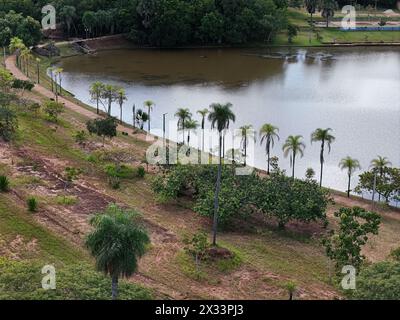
59;47;400;196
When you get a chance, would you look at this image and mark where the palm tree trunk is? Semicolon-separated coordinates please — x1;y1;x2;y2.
212;134;223;247
244;137;247;166
347;173;351;198
202;125;205;152
292;153;296;179
96;99;99;115
120;104;123;124
320;141;325;187
267;146;270;174
148;107;151;132
111;275;119;300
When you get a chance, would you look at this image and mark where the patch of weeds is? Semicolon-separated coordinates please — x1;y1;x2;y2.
176;251;208;282
12;175;44;187
56;195;78;206
215;253;242;273
0;176;10;192
27;197;38;213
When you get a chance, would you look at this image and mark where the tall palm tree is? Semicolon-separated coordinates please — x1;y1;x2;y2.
259;123;280;174
143;100;155;132
197;108;209;151
282;135;306;179
184;119;198;145
85;204;150;300
311;128;335;187
339;156;361;198
305;0;317;24
237;125;255;166
175;108;192;144
370;156;392;201
208;102;235;246
117;88;127;124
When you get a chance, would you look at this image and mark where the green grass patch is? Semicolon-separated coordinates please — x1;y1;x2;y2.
55;195;78;206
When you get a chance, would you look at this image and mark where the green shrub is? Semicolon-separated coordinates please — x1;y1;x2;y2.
136;166;146;178
0;258;152;300
0;175;10;192
27;197;38;212
351;262;400;300
56;196;78;206
73;130;87;145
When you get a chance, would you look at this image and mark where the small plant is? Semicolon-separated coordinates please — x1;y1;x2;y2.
0;175;10;192
284;281;297;300
183;232;209;272
390;247;400;262
64;167;82;190
136;166;145;178
73;130;87;145
27;197;38;212
56;195;78;206
305;168;316;180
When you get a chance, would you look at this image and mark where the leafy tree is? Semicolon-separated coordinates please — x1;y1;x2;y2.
283;135;305;179
183;232;210;271
370;156;392;201
86;204;150;300
0;68;13;93
339;156;361;198
287;24;299;43
197;108;209;152
89;81;105;115
135;109;149;130
175;108;192;144
311;128;335;187
86;116;118;145
143;100;154;132
322;207;380;272
60;6;77;38
43;101;64;123
356;167;400;204
0;105;17;141
199;11;224;44
100;84;119;115
259;123;279;174
305;167;316;180
208;102;235;245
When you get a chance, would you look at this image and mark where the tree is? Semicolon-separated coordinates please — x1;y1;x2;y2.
54;67;63;96
0;106;17;141
339;156;361;198
86;116;118;145
101;84;118;115
135;109;149;130
319;0;336;27
117;88;127;124
311;128;335;187
370;156;392;202
175;108;192;144
237;125;255;166
60;6;77;38
259;123;280;174
197;108;209;151
287;24;298;43
322;207;380;272
86;204;150;300
0;68;13;93
82;11;97;38
184;119;198;145
43;101;64;123
89;82;105;115
143;100;154;132
183;232;209;272
305;0;318;24
283;135;305;179
208;102;235;246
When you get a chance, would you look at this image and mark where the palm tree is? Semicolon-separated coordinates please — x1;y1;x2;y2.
197;108;209;151
54;67;63;95
259;123;280;174
86;204;150;300
339;156;361;198
311;128;335;187
175;108;192;144
35;58;41;84
208;102;235;246
89;81;105;114
305;0;317;24
237;125;255;166
282;135;306;179
117;88;127;124
184;119;198;145
371;156;392;201
143;100;155;132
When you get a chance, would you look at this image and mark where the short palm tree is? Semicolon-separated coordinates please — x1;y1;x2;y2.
197;108;209;151
175;108;192;144
184;119;198;145
143;100;155;132
85;204;150;300
259;123;280;174
339;156;361;198
237;125;255;166
370;156;392;201
89;81;105;115
283;135;305;179
311;128;335;187
208;102;235;246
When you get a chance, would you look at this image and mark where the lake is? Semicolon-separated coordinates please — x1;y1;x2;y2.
58;47;400;196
